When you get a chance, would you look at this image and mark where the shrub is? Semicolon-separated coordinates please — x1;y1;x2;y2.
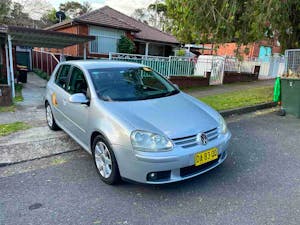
117;36;135;54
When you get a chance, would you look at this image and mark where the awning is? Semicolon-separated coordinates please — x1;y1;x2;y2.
0;25;95;99
0;25;95;48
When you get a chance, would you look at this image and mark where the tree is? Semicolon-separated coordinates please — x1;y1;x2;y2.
0;0;11;24
117;36;135;54
0;2;33;26
131;1;171;32
40;8;58;26
166;0;300;51
60;1;92;19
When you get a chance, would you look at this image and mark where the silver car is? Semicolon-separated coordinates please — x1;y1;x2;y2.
45;60;231;184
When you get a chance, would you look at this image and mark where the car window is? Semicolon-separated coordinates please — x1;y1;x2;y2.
67;67;88;95
89;67;179;101
55;65;71;90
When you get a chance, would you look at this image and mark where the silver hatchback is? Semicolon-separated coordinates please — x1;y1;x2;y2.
45;60;231;184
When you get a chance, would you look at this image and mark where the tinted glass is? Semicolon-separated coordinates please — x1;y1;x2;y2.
67;67;88;94
89;67;179;101
55;65;71;89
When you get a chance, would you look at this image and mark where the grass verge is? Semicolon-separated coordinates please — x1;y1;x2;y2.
199;86;273;111
0;122;31;136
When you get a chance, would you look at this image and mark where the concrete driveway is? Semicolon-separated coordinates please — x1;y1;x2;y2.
0;111;299;225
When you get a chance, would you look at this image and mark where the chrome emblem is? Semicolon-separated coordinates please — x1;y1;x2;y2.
197;133;208;145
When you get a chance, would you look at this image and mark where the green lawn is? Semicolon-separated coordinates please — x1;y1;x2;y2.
0;122;31;136
199;86;273;111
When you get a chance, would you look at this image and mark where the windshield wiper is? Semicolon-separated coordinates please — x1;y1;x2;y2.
164;90;179;97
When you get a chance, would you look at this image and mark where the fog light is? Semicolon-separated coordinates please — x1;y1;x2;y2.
148;172;157;181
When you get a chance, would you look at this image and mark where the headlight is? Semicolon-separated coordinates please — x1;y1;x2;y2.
219;116;228;134
130;130;173;152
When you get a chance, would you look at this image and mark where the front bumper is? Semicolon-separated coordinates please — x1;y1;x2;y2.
113;131;231;184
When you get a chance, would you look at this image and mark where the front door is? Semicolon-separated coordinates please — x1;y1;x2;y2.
64;66;89;146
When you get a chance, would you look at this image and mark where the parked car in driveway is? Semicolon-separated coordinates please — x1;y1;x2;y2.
45;60;231;184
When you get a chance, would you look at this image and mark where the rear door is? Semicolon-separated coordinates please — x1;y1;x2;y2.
51;64;71;129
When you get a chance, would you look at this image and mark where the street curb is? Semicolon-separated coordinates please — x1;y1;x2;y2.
220;102;277;117
0;148;80;168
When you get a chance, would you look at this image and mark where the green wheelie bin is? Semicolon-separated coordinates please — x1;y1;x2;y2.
281;78;300;118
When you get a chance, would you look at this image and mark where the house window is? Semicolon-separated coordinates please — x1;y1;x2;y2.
89;26;125;54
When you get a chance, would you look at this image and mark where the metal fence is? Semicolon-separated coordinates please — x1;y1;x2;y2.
285;49;300;74
109;53;194;77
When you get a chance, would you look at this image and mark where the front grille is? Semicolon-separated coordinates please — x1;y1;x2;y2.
172;127;219;148
180;156;219;177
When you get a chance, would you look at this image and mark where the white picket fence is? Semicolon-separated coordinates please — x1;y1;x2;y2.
193;55;285;83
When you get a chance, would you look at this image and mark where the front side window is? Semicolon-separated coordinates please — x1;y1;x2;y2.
67;67;88;95
55;65;71;89
89;67;179;101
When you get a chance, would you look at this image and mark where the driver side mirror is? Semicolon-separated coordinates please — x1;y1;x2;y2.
69;93;89;104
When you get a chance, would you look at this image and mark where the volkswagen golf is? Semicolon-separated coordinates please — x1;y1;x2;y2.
45;61;231;184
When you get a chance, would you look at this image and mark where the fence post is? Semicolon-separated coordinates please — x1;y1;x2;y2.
167;56;171;78
41;48;44;72
50;54;53;75
46;53;49;78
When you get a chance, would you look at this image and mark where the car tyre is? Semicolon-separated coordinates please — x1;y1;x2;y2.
92;135;120;185
45;102;60;131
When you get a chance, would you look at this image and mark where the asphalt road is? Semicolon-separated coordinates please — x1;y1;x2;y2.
1;110;300;225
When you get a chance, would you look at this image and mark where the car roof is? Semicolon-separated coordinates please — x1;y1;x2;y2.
61;60;144;70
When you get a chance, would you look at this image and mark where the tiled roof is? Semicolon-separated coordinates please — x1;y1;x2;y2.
76;7;139;32
46;6;179;45
99;6;179;44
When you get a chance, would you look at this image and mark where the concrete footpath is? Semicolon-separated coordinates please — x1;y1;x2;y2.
0;73;80;166
0;74;275;166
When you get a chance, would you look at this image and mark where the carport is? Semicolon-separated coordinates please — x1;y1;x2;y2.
0;25;95;98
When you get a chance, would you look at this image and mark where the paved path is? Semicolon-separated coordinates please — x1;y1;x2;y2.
0;73;46;126
185;79;275;98
0;111;299;225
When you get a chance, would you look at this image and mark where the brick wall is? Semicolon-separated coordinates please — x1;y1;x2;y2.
202;40;281;59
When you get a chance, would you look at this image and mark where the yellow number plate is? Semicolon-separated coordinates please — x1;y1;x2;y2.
194;148;218;166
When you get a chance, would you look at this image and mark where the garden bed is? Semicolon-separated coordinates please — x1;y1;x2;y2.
223;71;259;84
169;74;210;88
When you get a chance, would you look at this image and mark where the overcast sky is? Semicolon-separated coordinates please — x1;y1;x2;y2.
13;0;157;20
49;0;155;15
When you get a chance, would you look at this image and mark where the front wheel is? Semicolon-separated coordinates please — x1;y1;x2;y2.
92;135;120;185
45;103;60;131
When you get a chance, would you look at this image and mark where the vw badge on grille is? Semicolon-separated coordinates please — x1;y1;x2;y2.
197;133;208;145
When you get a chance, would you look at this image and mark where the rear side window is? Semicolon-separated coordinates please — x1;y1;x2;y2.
55;65;71;89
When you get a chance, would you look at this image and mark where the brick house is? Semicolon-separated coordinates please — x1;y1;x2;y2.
45;6;179;58
201;39;281;60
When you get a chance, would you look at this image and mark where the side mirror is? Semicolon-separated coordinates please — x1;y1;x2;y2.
69;93;89;104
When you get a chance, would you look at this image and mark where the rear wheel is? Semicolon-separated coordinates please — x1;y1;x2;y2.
92;135;120;185
45;103;60;130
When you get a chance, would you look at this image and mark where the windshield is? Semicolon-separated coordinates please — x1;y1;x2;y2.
88;67;179;101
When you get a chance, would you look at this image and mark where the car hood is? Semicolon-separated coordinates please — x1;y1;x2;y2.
104;92;219;139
